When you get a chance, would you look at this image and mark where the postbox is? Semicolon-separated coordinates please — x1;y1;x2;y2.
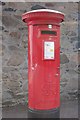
22;9;64;118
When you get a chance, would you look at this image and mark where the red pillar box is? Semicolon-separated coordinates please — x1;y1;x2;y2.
22;9;64;118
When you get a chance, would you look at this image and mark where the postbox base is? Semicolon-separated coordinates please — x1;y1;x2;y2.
28;108;60;118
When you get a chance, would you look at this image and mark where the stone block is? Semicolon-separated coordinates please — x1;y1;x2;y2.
2;15;19;28
60;53;69;64
7;52;24;66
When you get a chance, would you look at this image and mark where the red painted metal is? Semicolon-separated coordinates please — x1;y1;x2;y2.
22;9;64;110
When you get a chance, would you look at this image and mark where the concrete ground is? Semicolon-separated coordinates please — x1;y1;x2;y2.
2;100;78;118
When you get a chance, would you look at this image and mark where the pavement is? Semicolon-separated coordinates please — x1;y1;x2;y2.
2;100;78;118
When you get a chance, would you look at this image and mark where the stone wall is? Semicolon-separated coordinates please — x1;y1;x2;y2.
2;2;78;106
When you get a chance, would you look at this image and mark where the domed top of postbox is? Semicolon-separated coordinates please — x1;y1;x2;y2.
22;9;64;24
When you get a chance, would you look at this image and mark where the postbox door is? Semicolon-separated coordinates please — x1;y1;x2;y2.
28;24;60;110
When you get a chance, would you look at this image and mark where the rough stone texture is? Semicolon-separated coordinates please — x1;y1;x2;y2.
2;2;78;106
